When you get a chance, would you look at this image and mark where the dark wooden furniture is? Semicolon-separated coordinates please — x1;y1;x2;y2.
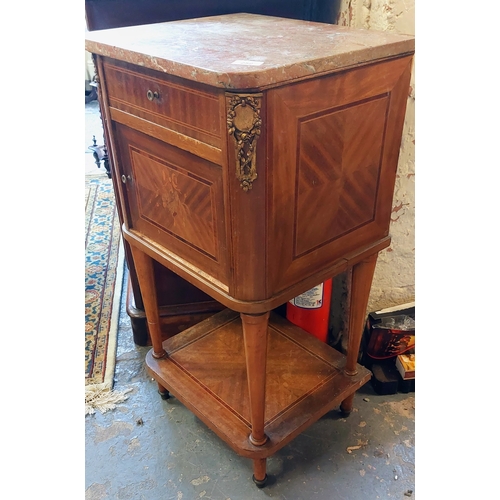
85;0;338;31
86;13;414;486
88;136;111;177
85;0;339;346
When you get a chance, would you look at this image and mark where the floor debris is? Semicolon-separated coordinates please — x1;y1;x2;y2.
347;440;369;453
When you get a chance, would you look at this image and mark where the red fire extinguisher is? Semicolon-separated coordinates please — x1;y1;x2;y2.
286;279;333;343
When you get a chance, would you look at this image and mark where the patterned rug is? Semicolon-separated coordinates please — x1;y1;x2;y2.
85;174;129;413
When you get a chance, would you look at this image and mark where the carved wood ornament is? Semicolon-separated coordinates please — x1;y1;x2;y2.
226;94;262;191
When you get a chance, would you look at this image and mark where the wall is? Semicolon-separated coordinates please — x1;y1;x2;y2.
337;0;415;312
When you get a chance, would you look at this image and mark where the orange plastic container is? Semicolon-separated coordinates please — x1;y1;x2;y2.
286;279;332;342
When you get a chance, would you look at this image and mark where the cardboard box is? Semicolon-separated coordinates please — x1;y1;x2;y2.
396;354;415;380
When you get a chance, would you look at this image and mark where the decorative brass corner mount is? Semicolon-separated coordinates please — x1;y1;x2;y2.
226;93;262;192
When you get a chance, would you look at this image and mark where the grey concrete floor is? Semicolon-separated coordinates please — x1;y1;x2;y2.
85;100;415;500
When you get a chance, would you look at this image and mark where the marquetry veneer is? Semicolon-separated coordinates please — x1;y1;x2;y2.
86;13;415;487
146;309;371;458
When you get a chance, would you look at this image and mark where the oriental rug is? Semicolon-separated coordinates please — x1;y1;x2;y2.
85;174;129;414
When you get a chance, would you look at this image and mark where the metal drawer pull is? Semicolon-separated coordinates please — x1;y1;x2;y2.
146;89;160;101
121;174;132;184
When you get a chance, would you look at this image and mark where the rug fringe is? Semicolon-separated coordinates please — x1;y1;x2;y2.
85;383;133;415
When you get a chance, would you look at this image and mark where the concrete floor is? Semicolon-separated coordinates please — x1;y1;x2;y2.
85;100;415;500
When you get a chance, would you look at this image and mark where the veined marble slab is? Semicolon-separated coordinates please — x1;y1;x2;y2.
85;13;415;90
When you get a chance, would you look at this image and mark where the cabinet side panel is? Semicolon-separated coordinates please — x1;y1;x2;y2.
267;56;413;295
294;96;388;257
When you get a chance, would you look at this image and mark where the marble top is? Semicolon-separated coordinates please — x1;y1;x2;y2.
85;13;415;90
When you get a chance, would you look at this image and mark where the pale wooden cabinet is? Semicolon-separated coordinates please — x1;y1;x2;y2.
86;13;414;487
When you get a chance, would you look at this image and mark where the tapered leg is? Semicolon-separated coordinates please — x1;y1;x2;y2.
157;382;170;400
252;458;268;488
130;246;166;359
241;311;270;447
341;253;378;415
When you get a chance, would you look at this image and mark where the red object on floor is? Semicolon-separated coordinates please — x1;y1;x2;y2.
286;279;332;342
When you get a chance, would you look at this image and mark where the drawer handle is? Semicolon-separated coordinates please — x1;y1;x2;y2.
146;89;160;101
121;174;132;184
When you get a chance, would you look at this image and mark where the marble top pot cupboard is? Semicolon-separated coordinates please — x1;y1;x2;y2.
86;13;414;488
85;0;340;348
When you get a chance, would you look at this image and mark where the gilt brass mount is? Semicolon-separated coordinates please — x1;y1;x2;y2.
226;94;263;192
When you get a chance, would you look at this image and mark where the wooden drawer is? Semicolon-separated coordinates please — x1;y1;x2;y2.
102;59;223;159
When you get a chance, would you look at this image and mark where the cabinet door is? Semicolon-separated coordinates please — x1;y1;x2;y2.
112;123;229;289
267;56;413;293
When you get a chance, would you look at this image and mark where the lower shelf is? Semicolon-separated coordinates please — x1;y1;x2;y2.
146;308;371;459
126;275;225;346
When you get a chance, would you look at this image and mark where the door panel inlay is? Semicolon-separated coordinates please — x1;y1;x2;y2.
130;146;218;259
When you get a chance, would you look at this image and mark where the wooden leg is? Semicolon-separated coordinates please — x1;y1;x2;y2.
157;382;170;400
240;311;270;447
252;458;268;488
340;253;378;415
129;246;166;359
340;394;355;417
